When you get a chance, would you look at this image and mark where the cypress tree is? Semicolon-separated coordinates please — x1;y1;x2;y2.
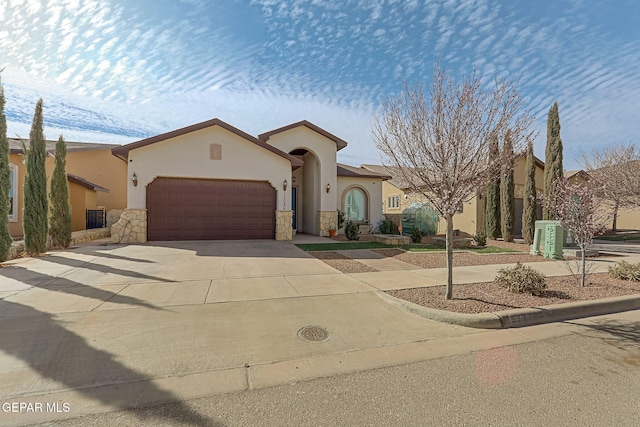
49;135;72;248
543;101;563;219
500;130;515;242
0;76;12;261
522;140;537;245
23;99;48;254
485;135;501;239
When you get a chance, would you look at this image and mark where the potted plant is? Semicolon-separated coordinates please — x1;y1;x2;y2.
328;228;337;237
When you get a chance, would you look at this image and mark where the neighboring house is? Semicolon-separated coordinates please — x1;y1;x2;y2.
363;155;546;237
8;139;127;237
110;119;390;242
565;169;640;231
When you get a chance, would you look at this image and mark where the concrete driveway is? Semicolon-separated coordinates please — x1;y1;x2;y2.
0;239;480;426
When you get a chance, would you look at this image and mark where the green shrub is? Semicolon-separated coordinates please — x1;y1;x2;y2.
495;262;547;295
378;217;397;234
410;226;423;243
474;230;487;247
337;210;346;229
608;261;640;281
344;220;360;241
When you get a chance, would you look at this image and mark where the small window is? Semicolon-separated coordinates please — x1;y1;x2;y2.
388;195;400;209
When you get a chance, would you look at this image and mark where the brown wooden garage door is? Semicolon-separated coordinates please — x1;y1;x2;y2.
147;177;276;241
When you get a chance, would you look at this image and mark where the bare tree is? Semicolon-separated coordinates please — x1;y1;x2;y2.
544;177;610;287
581;142;640;230
373;65;535;299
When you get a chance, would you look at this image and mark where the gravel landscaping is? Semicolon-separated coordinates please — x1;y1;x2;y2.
387;273;640;314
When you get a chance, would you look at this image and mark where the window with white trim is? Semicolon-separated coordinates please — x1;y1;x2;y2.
387;195;400;209
8;163;18;222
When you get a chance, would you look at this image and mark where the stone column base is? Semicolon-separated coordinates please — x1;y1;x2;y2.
276;210;293;241
111;209;147;244
317;210;338;237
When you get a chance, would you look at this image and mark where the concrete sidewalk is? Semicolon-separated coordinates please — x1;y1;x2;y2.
350;254;640;291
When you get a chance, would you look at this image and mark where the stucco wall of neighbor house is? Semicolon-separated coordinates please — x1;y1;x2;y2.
66;148;127;213
614;207;640;230
337;177;384;233
263;126;338;212
68;180;97;232
8;147;125;238
126;125;292;211
382;181;404;215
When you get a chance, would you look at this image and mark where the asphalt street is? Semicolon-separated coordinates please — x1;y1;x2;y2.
35;311;640;427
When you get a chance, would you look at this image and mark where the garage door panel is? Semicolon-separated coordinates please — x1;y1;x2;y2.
147;178;276;241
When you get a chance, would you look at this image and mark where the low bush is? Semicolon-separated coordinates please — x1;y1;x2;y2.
608;261;640;281
474;230;487;247
344;220;360;241
495;262;547;295
378;217;397;234
410;226;423;243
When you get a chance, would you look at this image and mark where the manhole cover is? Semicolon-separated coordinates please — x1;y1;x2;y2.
297;326;330;343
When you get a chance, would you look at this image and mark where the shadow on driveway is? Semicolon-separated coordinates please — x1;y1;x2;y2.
38;253;173;283
0;266;162;312
0;299;219;426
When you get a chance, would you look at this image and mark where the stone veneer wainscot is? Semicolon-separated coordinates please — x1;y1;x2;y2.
111;209;147;243
317;210;338;237
275;210;293;241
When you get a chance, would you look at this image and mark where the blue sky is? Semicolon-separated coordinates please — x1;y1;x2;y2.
1;0;639;169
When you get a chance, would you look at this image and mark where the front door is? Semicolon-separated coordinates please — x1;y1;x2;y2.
292;187;297;230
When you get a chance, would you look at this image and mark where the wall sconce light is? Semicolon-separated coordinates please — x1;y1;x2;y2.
132;172;138;187
283;178;288;191
326;182;331;193
292;176;296;184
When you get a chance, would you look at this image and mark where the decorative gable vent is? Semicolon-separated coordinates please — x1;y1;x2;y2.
210;144;222;160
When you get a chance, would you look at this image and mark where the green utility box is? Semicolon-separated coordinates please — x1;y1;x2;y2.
543;223;564;259
530;220;565;259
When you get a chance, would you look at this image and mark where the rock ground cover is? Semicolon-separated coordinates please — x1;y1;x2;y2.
309;237;640;314
387;274;640;314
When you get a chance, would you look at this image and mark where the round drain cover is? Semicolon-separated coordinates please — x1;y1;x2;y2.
297;326;330;343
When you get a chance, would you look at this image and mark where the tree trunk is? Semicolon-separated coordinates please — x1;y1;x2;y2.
580;246;586;288
612;201;618;232
445;214;454;300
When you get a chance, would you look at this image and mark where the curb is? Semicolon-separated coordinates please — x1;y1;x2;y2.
377;291;640;329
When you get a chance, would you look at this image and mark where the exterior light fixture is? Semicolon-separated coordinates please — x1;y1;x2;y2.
283;178;288;191
132;172;138;187
326;183;331;193
292;176;296;184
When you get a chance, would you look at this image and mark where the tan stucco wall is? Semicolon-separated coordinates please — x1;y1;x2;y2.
263;126;338;212
126;125;292;210
68;181;97;232
8;147;124;238
337;177;384;232
614;207;640;230
66;148;127;212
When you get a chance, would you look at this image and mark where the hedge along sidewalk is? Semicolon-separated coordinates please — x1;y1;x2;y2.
377;291;640;329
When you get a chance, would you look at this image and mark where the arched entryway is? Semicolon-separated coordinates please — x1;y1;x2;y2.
289;148;321;234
